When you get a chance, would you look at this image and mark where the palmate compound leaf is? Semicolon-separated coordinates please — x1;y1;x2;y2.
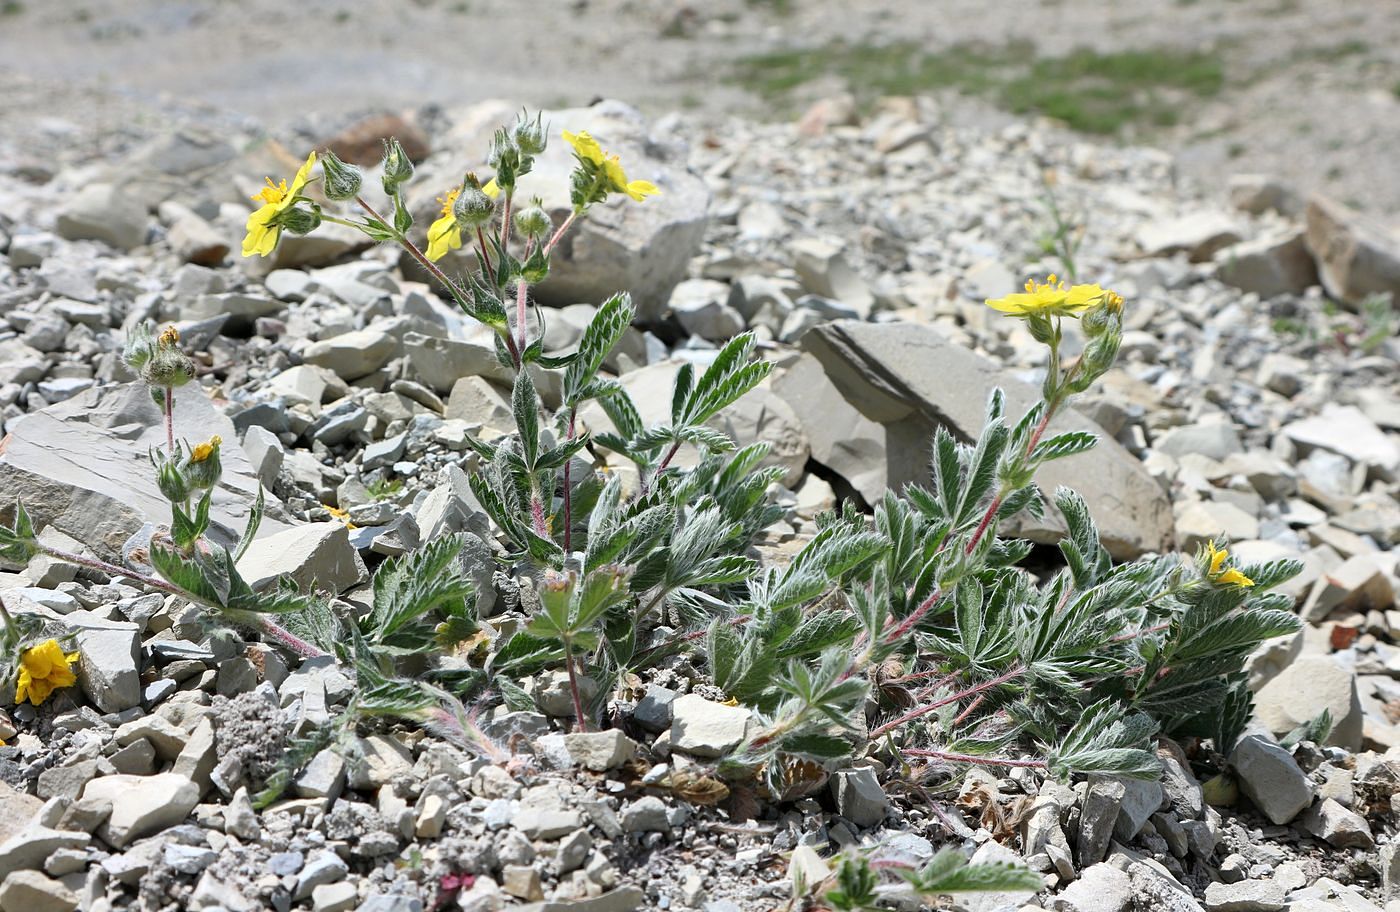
1046;698;1160;780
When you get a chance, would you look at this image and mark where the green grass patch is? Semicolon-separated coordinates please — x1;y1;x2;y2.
734;41;1227;134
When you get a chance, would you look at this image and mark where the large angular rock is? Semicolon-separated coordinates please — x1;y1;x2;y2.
669;694;750;758
1230;735;1314;825
771;354;887;504
0;383;289;561
54;184;148;251
802;322;1173;558
1136;211;1242;262
1253;655;1362;750
66;610;141;713
1283;404;1400;474
410;100;708;322
236;523;366;594
1214;230;1318;298
303;329;399;382
1304;194;1400;306
83;773;200;849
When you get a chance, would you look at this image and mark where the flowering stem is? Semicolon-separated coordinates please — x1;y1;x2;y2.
476;226;493;275
902;748;1046;769
869;665;1024;740
544;211;578;255
36;544;325;659
499;191;513;257
565;649;588;734
514;239;534;356
163;386;175;453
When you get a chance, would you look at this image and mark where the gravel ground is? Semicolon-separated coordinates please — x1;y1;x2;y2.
0;0;1397;220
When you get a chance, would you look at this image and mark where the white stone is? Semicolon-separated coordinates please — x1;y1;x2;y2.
670;694;750;758
82;773;200;849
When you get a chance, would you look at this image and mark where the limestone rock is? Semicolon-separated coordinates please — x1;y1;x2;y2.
1304;194;1400;305
670;694;750;758
82;773;200;849
562;731;636;772
0;383;287;560
1137;212;1243;262
1214;230;1318;298
802;321;1172;558
1253;655;1363;750
0;870;78;912
1298;797;1373;849
236;523;366;595
66;610;141;714
54;184;148;251
303;329;399;381
1283;404;1400;474
831;767;887;827
1230;735;1314;825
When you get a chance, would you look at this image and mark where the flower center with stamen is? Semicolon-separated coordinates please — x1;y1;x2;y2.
438;188;460;217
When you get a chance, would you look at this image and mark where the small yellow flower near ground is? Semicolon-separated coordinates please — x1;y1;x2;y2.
325;505;357;530
15;639;80;706
986;274;1119;318
1204;540;1254;588
563;130;660;203
426;187;463;262
242;151;317;258
158;325;180;347
190;435;222;463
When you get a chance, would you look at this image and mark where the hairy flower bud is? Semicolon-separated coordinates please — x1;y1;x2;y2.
157;455;191;503
514;202;551;240
143;348;195;388
512;111;547;156
279;206;321;236
184;435;223;491
319;149;363;201
452;185;495;229
381;137;415;192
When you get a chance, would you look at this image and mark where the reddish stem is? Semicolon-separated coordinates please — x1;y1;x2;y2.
565;651;588;733
544;211;578;255
869;666;1024;740
476;226;493;276
163;386;175;453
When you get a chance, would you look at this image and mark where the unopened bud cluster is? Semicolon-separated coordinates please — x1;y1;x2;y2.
124;324;195;391
155;435;224;503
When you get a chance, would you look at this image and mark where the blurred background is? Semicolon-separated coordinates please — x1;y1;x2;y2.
1;0;1397;220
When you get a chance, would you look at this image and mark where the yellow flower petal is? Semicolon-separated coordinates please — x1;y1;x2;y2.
562;130;605;167
16;639;78;705
482;178;500;199
624;180;659;202
425;213;462;262
242;203;282;258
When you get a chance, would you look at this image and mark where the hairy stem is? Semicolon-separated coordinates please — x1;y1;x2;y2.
354;194;521;369
163;386;174;453
565;648;588;733
36;544;325;659
868;666;1024;740
544;211;578;255
476;226;493;276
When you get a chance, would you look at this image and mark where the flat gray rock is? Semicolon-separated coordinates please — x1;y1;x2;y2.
0;383;289;560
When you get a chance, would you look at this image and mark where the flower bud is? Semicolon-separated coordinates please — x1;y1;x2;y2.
143;348;195;388
513;111;547;156
157;456;191;503
381;137;415;192
319;149;363;201
452;185;495;229
514;202;551;240
184;435;223;491
279;206;321;236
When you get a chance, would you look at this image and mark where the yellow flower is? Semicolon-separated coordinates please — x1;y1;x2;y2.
158;325;180;347
190;435;222;463
325;505;357;530
482;178;500;199
15;639;80;706
242;151;317;258
563;130;659;203
986;275;1117;318
1204;540;1254;589
425;187;462;262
